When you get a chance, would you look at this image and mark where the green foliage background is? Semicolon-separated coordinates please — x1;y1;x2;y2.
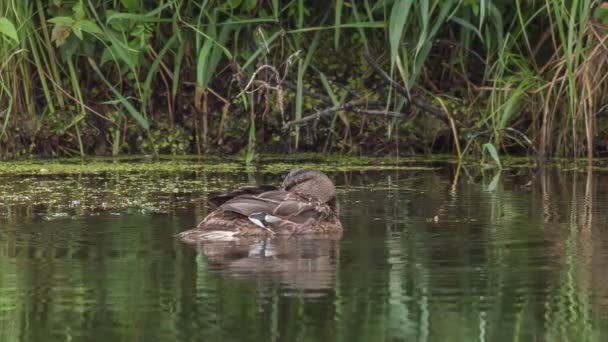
0;0;607;159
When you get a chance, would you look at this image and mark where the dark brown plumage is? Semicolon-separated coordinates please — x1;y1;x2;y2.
178;169;342;243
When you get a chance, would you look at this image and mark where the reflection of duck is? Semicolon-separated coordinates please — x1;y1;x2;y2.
192;235;341;297
178;169;342;243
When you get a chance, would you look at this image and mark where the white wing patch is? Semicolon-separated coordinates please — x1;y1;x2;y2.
248;216;266;228
264;214;282;223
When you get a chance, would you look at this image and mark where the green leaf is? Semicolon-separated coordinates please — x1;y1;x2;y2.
389;0;413;66
78;20;102;34
73;1;85;21
593;3;608;24
197;21;232;89
0;17;19;44
334;0;343;50
72;23;83;39
227;0;242;9
482;143;502;169
450;16;482;40
60;35;79;60
271;0;279;19
243;0;257;11
88;58;149;130
121;0;140;12
196;40;214;88
48;16;75;25
100;47;114;66
319;72;339;105
63;113;85;131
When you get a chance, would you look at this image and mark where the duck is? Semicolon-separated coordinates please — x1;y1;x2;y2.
178;169;342;243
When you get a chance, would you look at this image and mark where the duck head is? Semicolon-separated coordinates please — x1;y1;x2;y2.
281;169;337;208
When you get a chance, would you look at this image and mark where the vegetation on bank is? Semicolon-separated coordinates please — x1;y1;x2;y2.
0;1;607;159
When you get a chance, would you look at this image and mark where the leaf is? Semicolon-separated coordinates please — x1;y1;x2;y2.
78;20;102;34
320;72;349;128
121;0;140;12
271;0;279;19
334;0;343;50
388;0;413;66
227;0;242;9
593;2;608;24
49;17;75;46
196;39;214;88
319;72;339;105
0;17;19;44
243;0;258;11
450;16;482;40
479;0;486;29
197;19;232;89
60;35;79;60
482;143;502;169
88;57;150;130
51;24;72;47
242;29;281;69
62;113;85;131
73;0;85;21
48;16;75;25
104;30;138;68
72;23;83;39
100;47;114;66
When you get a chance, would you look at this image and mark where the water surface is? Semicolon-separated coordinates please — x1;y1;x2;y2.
1;161;607;341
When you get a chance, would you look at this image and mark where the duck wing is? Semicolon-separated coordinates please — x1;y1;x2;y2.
258;190;327;221
208;184;278;209
219;190;293;217
221;190;324;222
220;195;280;216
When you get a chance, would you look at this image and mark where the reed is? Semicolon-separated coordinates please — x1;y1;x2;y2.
0;0;606;158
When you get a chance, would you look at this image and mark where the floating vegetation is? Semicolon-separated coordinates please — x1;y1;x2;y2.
0;154;449;221
9;153;600;222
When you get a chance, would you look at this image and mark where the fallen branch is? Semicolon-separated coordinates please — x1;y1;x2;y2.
283;100;411;129
283;105;343;128
348;108;411;118
361;50;451;125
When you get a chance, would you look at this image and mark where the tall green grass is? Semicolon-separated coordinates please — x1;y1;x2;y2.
0;0;606;158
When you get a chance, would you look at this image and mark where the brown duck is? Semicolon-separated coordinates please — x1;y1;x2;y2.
178;169;342;243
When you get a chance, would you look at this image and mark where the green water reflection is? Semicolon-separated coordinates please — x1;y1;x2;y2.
1;165;607;341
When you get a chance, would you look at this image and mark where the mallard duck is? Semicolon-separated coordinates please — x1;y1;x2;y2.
178;169;342;243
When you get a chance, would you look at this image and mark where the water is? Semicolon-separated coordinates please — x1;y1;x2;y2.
1;162;608;341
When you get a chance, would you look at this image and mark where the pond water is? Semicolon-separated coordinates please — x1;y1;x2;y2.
1;159;607;341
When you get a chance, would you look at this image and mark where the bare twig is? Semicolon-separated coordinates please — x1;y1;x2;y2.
283;105;343;128
234;51;300;121
348;108;410;118
236;65;282;98
283;100;411;128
